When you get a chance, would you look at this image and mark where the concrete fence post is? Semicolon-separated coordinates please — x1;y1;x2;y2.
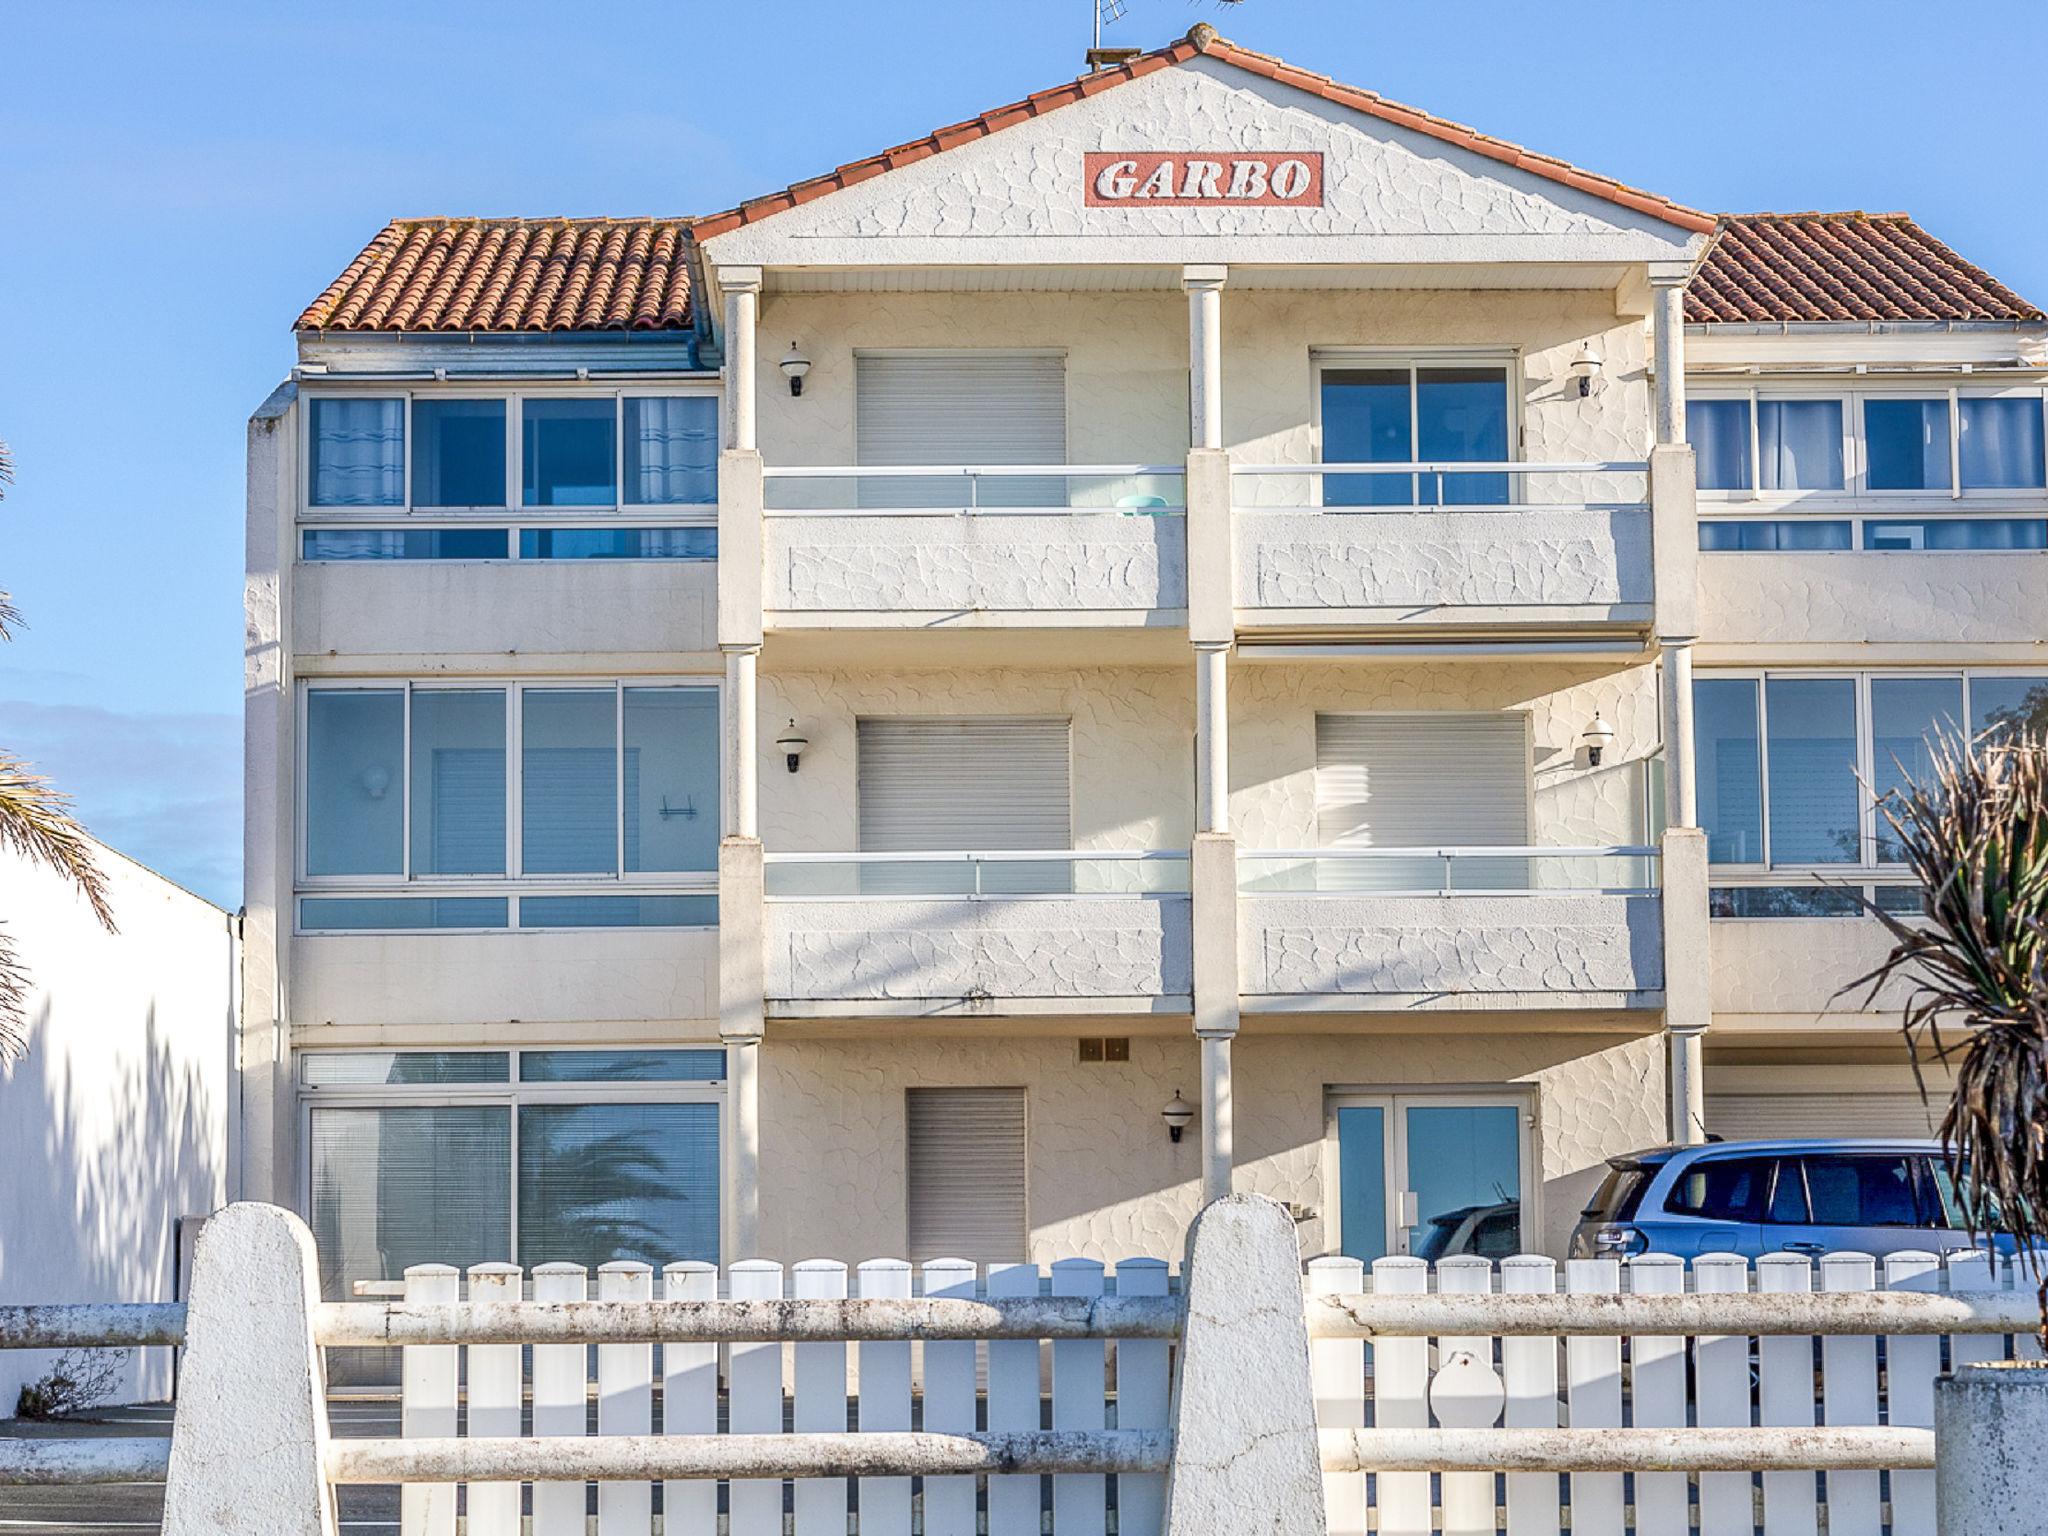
1162;1194;1325;1536
1936;1361;2048;1532
162;1202;336;1536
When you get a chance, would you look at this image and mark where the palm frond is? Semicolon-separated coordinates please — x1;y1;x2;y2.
0;924;27;1061
1848;727;2048;1336
0;754;115;933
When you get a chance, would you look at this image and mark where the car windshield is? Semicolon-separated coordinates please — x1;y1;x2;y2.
1581;1159;1665;1223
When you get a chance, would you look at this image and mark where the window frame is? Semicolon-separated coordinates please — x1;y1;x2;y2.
1321;1086;1539;1261
1309;349;1524;508
300;384;722;538
297;1045;727;1285
295;677;722;931
1687;387;1854;501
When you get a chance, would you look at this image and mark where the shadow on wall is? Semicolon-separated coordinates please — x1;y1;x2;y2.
0;999;222;1413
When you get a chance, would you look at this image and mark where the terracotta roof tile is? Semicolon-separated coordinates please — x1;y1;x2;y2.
1687;213;2043;324
295;217;695;333
689;25;1716;241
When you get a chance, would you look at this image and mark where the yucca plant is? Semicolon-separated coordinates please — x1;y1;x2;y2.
1856;727;2048;1340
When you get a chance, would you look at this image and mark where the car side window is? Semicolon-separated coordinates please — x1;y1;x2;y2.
1800;1153;1922;1227
1665;1156;1772;1222
1765;1160;1808;1224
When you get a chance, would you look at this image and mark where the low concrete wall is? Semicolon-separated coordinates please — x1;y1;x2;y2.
1234;507;1651;624
766;513;1186;621
292;559;717;658
765;895;1193;1010
290;929;718;1029
1709;917;1905;1027
1239;893;1664;1006
1699;550;2048;651
0;842;234;1413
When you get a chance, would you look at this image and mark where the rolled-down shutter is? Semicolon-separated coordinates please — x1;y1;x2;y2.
906;1087;1028;1263
858;718;1071;851
1315;714;1530;847
855;354;1065;506
1705;1092;1943;1141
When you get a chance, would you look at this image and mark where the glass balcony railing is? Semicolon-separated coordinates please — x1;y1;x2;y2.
1238;845;1661;895
763;850;1191;899
762;464;1186;515
1231;460;1648;512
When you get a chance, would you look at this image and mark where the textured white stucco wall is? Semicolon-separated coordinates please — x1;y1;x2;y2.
1710;918;1906;1029
1699;551;2048;654
0;842;234;1413
756;1028;1663;1264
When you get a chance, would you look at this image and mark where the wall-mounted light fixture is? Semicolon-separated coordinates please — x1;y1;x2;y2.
1161;1090;1195;1144
775;719;810;774
1581;714;1615;767
780;343;812;397
361;765;392;799
1569;343;1604;398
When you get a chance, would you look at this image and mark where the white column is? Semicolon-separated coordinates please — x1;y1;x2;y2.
1651;274;1688;447
1669;1028;1707;1145
1662;638;1698;829
721;266;763;453
1199;1032;1234;1203
729;1036;761;1258
1183;265;1227;452
1195;642;1229;835
727;644;760;839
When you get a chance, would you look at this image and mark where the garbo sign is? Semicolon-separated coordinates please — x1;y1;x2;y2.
1085;151;1324;208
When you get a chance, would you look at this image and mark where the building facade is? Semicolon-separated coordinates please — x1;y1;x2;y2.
242;26;2047;1294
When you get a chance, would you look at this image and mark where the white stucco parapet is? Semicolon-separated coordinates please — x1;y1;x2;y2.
1699;550;2048;655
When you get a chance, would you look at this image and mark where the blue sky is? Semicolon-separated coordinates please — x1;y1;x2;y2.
3;0;2044;908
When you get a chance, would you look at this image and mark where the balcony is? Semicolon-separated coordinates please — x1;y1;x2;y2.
1236;845;1664;1011
1231;461;1653;635
762;850;1193;1016
761;466;1187;629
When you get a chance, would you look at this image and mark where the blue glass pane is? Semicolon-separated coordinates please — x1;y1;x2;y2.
624;397;718;504
518;527;717;560
305;690;404;876
1865;518;2048;551
624;689;719;874
1758;399;1843;490
1766;677;1861;864
518;1102;720;1270
1691;399;1752;490
408;691;506;875
1694;678;1763;864
1336;1106;1387;1262
413;399;506;507
517;894;716;928
1969;675;2048;740
521;690;617;875
1874;885;1926;916
519;1049;726;1083
1959;398;2045;489
1417;367;1509;504
1870;676;1962;859
302;1052;510;1087
303;528;509;560
1321;369;1412;506
309;398;404;507
1864;399;1949;490
523;398;617;506
1406;1105;1522;1261
1698;520;1853;551
298;897;509;931
1710;885;1861;918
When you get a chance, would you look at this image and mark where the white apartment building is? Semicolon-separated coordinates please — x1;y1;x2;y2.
243;26;2048;1296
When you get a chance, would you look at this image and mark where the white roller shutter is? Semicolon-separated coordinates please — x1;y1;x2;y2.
856;353;1066;506
1706;1092;1944;1141
858;717;1071;851
906;1087;1028;1262
1315;713;1530;847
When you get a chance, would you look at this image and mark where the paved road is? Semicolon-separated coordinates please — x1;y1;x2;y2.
0;1399;401;1535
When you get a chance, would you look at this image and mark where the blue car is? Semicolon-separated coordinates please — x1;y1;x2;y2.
1568;1138;2004;1262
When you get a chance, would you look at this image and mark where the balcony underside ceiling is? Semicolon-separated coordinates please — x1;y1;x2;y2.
758;261;1642;297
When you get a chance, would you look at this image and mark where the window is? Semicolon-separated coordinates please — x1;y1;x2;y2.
1697;671;2046;878
1315;713;1529;889
523;399;617;507
517;1102;720;1271
855;353;1066;507
299;682;718;930
1692;399;1752;492
1863;518;2048;551
1687;395;1844;492
413;399;507;507
1321;362;1510;505
1708;886;1861;919
1663;1156;1772;1221
303;529;511;560
309;398;404;507
1781;1153;1926;1228
905;1087;1027;1262
1959;397;2045;489
1864;398;1950;491
1698;520;1853;552
518;527;717;560
624;396;719;505
856;717;1070;894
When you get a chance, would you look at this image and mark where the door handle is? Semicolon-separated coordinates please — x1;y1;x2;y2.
1781;1242;1826;1256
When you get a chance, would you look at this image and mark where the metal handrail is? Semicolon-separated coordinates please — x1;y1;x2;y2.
762;464;1185;478
1239;845;1658;860
764;849;1187;864
1233;460;1645;475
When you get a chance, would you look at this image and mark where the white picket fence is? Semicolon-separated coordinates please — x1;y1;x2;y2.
1305;1247;2046;1536
384;1254;1179;1536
